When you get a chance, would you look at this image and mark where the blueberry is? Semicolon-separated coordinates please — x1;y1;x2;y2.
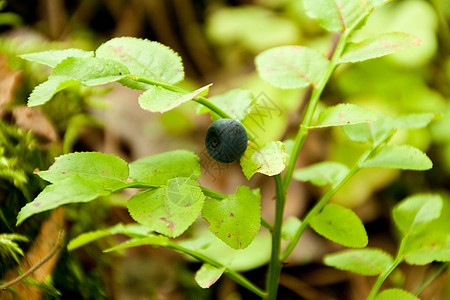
205;119;248;163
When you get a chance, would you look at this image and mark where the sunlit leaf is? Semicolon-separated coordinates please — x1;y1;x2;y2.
394;113;435;129
294;161;349;188
195;264;225;288
374;288;420;300
342;112;394;145
19;48;94;68
240;141;287;179
360;145;433;170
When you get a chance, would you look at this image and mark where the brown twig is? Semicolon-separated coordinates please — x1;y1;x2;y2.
0;229;65;290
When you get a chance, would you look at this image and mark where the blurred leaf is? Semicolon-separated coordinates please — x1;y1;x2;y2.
255;46;329;89
195;264;225;288
394;113;435;129
96;37;184;90
310;204;368;247
129;150;201;186
360;145;433;170
138;84;211;113
19;49;94;68
370;0;393;7
324;248;394;275
28;77;79;107
281;217;302;240
374;288;420;300
202;186;260;250
312;103;377;128
393;194;443;235
340;33;421;63
103;236;169;253
240;141;287;179
303;0;373;32
0;233;28;263
17;176;111;225
67;223;152;251
127;177;204;238
198;89;255;121
294;161;349;188
342;112;394;144
37;152;129;189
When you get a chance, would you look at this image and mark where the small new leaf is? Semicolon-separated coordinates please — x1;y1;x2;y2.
360;145;433;170
340;33;421;63
195;264;225;288
293;161;349;189
255;46;329;89
324;248;394;276
310;203;368;248
202;186;261;249
312;103;377;128
240;141;287;179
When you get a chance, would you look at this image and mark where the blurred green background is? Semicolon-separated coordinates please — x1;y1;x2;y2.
0;0;449;299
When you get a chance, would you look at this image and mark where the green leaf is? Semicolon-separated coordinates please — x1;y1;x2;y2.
240;141;288;179
394;113;435;129
374;288;420;300
127;177;204;238
52;57;129;86
37;152;129;190
28;76;79;106
255;46;329;89
195;264;225;288
393;194;443;235
312;103;377;128
138;84;211;113
17;176;110;225
198;89;255;121
339;33;422;63
324;248;394;275
19;48;94;67
303;0;373;32
67;223;152;251
293;161;349;189
103;236;169;253
360;145;433;170
281;217;302;240
202;186;260;249
342;112;394;144
370;0;394;7
310;203;368;247
404;198;450;265
96;37;184;90
129;150;201;186
0;233;29;263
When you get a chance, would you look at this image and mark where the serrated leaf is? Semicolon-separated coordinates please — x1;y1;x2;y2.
67;223;152;251
255;46;329;89
343;112;394;144
52;57;129;86
393;194;443;235
340;33;422;63
129;150;201;186
404;199;450;265
19;48;94;67
303;0;373;32
96;37;184;90
195;264;225;288
293;161;349;189
138;84;211;113
281;217;302;240
37;152;129;190
240;141;287;179
312;103;377;128
324;248;394;275
394;113;435;129
198;89;255;121
127;177;204;238
202;186;260;250
17;176;110;225
28;76;79;106
374;288;420;300
310;203;368;247
360;145;433;170
103;236;169;253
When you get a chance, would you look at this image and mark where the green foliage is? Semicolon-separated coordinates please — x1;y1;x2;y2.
294;161;349;188
361;145;433;170
324;248;394;275
240;141;287;179
194;264;225;289
202;186;261;249
310;203;368;248
311;103;377;128
0;233;28;263
374;288;420;300
19;49;94;68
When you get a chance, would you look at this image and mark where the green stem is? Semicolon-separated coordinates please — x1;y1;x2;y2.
367;235;409;300
166;241;267;298
414;262;449;296
265;174;286;299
